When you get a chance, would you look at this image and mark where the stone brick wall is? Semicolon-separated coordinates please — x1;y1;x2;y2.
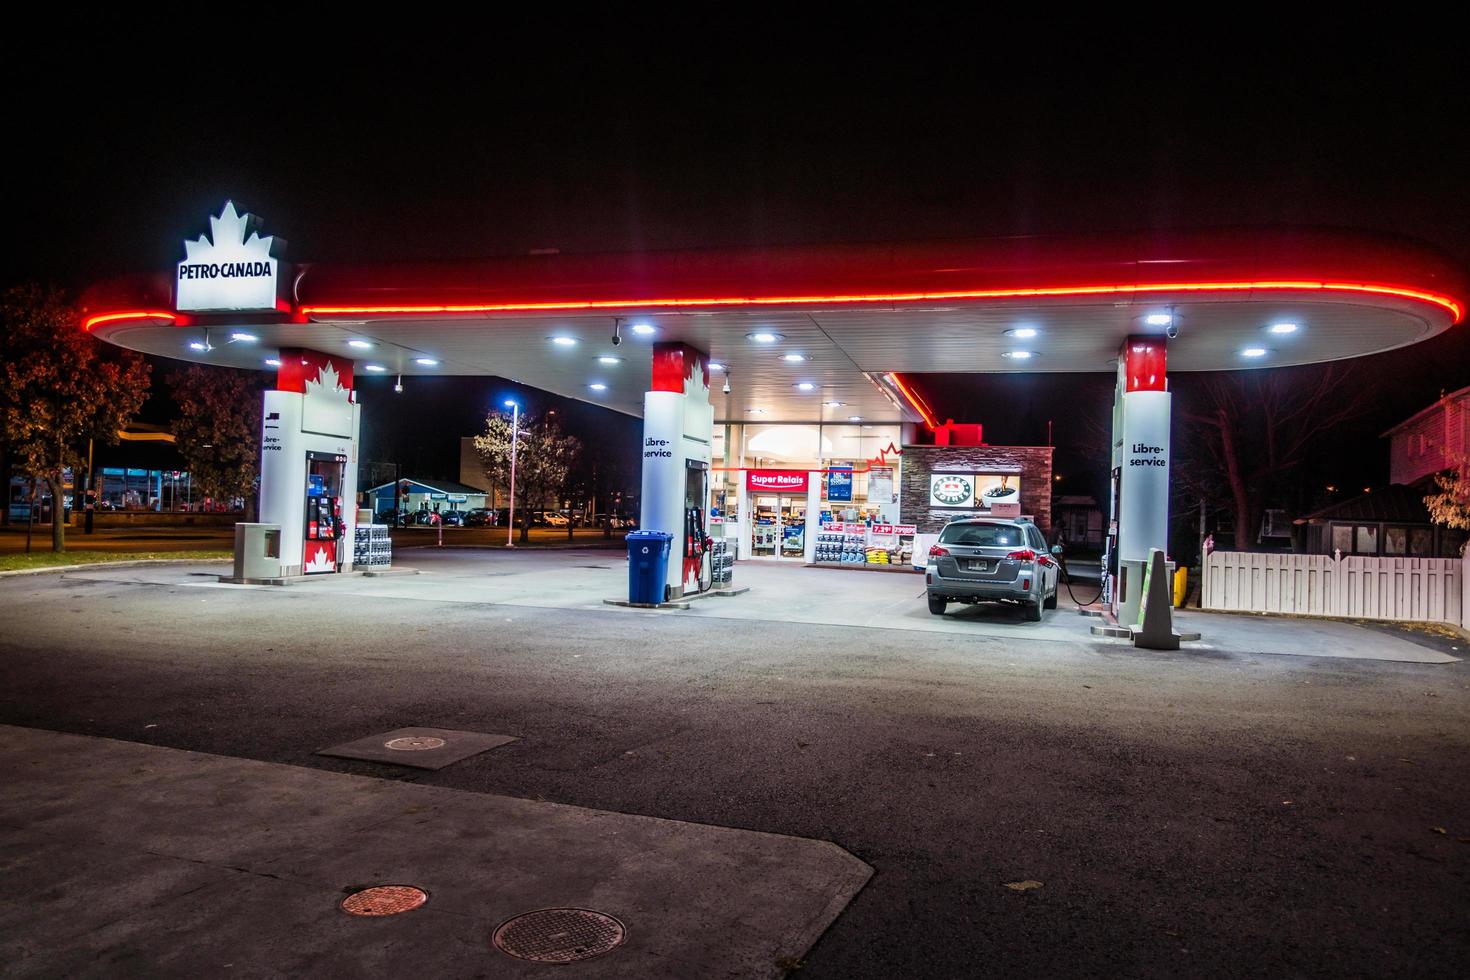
900;444;1054;534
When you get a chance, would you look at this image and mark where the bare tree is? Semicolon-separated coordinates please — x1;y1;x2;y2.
168;365;264;516
1174;363;1372;549
473;410;581;543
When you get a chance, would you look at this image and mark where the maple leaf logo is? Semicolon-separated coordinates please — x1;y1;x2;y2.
693;354;717;397
183;201;277;263
303;359;348;402
304;544;336;574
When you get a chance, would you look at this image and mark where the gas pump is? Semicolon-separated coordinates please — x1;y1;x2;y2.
303;451;348;574
684;460;712;592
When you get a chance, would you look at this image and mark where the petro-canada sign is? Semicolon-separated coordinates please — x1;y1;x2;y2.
176;201;284;313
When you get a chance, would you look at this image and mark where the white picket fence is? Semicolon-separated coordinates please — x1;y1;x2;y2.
1202;550;1465;626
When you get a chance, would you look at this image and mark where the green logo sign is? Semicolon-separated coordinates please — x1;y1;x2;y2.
931;475;973;506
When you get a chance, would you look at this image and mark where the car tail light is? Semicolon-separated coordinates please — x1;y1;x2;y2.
929;545;950;558
1022;577;1031;591
1006;548;1055;568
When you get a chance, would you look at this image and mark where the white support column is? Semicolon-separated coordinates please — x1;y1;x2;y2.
1112;337;1171;623
259;390;306;572
639;342;714;598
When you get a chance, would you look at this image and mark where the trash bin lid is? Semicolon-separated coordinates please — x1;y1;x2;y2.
626;530;673;542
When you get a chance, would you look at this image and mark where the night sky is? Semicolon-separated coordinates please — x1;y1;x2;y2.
7;17;1467;496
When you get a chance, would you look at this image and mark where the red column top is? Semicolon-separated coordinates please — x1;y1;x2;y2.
1123;338;1167;392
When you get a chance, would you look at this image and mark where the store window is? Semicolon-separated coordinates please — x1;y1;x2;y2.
743;423;829;467
1410;527;1433;556
1384;526;1407;555
1355;525;1379;555
1330;524;1352;555
822;424;902;524
711;425;738;531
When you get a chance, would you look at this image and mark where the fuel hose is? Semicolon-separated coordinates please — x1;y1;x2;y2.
1058;551;1104;606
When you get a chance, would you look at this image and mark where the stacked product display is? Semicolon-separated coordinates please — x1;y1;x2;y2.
352;524;392;569
864;529;914;567
711;538;734;586
813;522;918;571
815;529;870;564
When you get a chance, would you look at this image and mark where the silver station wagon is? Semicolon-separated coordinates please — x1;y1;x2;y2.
925;518;1059;621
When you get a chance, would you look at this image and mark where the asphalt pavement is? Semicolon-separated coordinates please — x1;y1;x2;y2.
1;554;1468;978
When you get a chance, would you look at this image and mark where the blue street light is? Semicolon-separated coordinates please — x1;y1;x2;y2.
504;400;520;547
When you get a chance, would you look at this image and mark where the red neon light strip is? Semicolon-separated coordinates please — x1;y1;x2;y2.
299;280;1464;322
887;372;939;430
84;280;1465;335
82;310;177;332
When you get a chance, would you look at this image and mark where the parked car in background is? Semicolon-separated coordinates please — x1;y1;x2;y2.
440;510;465;527
464;508;495;527
543;512;570;528
924;517;1059;622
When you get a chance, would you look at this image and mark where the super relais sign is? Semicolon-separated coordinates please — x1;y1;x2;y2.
747;470;809;494
176;201;283;312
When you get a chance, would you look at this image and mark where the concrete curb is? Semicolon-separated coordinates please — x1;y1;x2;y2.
603;598;694;610
218;567;422;586
602;586;750;611
0;558;231;578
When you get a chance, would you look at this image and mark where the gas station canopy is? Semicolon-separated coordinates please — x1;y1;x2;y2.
82;226;1465;425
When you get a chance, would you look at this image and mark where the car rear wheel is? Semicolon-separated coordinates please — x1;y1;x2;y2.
1023;599;1043;622
927;594;948;616
1043;586;1058;610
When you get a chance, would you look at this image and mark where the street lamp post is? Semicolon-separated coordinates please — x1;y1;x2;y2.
504;399;519;548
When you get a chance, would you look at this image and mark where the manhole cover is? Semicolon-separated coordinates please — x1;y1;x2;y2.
341;885;428;916
492;908;626;963
384;736;447;751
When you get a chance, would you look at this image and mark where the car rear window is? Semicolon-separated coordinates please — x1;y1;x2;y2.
938;523;1024;547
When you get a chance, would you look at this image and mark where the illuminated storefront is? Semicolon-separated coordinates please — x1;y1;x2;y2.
709;422;905;562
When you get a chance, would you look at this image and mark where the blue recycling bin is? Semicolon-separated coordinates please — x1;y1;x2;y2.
626;530;673;604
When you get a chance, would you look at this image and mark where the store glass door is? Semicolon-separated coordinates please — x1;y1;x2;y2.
751;493;806;559
752;493;779;557
780;495;806;558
